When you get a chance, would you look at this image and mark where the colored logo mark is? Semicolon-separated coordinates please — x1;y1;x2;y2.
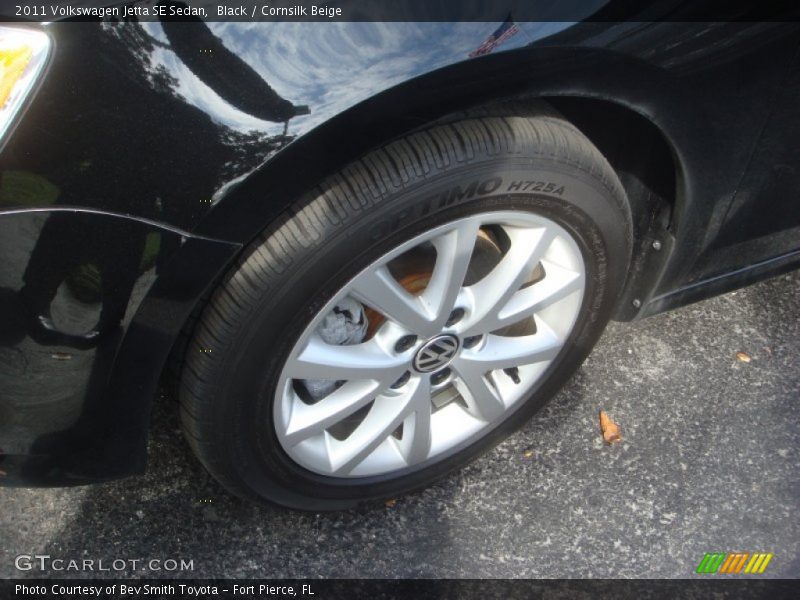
696;552;773;574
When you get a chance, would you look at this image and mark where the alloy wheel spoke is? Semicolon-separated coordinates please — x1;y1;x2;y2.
459;318;562;372
350;265;435;335
398;376;433;465
486;260;583;332
423;219;482;328
451;363;506;422
328;378;423;475
283;379;385;446
287;334;406;380
463;226;556;336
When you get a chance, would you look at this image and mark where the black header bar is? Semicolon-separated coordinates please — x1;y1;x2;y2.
3;0;800;23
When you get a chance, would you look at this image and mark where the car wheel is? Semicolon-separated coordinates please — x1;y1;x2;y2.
179;113;631;509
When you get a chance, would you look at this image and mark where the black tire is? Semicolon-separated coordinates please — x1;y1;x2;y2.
179;113;632;510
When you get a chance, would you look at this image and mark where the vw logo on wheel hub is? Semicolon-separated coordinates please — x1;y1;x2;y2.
413;334;460;373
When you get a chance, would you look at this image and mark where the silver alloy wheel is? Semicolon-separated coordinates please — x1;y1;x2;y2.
274;211;586;477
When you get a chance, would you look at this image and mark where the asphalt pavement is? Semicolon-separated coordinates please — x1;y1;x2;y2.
1;271;798;579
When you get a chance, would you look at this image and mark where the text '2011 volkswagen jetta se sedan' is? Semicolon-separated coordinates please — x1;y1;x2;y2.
1;1;798;509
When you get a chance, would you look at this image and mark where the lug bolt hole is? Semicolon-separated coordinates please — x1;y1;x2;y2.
394;335;418;353
391;371;411;389
463;335;482;349
431;367;451;386
446;308;465;327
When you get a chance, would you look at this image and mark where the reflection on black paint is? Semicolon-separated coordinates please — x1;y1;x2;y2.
159;1;310;122
0;17;304;478
19;214;146;347
10;16;305;346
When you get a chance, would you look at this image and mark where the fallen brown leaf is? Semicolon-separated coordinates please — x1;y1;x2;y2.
599;410;622;444
385;499;397;508
736;351;751;363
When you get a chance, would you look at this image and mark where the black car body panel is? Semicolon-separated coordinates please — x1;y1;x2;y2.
1;3;799;484
0;208;239;483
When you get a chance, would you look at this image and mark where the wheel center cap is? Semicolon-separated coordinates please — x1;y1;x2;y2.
413;334;460;373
